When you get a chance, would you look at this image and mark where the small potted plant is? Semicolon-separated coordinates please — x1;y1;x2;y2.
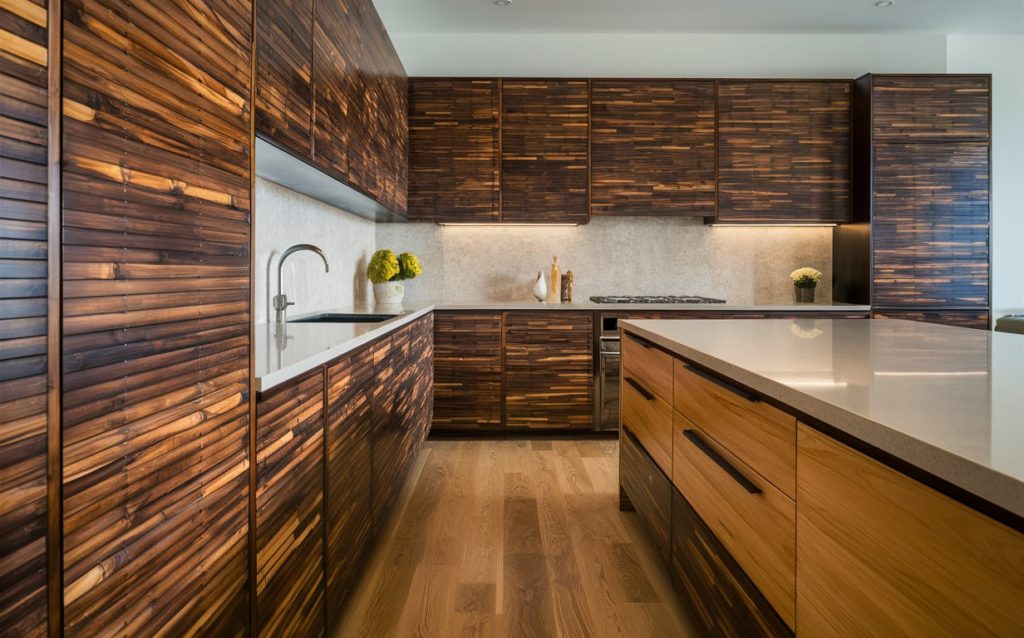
790;267;822;303
368;249;421;305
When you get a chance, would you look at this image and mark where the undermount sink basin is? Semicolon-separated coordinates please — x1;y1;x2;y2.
289;313;399;324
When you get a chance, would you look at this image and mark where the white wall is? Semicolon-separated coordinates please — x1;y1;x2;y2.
254;178;375;323
946;35;1024;319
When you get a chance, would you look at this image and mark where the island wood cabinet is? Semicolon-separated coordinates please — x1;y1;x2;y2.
619;331;1023;637
716;80;851;224
255;0;408;214
254;315;432;637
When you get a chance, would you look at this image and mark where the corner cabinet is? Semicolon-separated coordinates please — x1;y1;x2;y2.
717;80;851;224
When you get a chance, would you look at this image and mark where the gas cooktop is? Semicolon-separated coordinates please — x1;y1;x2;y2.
590;295;726;304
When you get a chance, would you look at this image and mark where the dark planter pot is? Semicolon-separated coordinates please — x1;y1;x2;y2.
795;286;816;303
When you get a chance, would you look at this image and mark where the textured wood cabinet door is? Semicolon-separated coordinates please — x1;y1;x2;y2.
871;309;991;330
325;345;374;630
504;312;593;429
0;1;49;634
60;0;252;634
255;0;314;156
590;80;716;216
313;0;407;214
432;312;503;429
408;79;500;221
501;80;590;223
870;75;991;141
619;428;672;562
255;370;325;638
796;424;1024;636
717;80;851;223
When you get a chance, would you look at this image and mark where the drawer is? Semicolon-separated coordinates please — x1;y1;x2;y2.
673;412;795;628
673;359;796;497
622;333;673;402
620;426;672;563
621;374;673;476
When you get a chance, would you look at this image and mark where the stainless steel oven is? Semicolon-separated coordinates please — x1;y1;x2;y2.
596;316;622;431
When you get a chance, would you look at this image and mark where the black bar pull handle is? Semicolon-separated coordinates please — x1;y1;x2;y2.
624;376;655;401
684;364;760;403
683;429;762;495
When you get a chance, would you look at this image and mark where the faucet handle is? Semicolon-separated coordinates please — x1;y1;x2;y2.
272;294;294;311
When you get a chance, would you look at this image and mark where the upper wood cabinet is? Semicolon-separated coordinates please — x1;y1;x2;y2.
870;75;990;141
717;80;851;224
501;80;590;223
408;79;500;222
590;80;716;217
255;0;314;156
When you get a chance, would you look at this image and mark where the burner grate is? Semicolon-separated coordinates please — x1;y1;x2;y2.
590;295;726;304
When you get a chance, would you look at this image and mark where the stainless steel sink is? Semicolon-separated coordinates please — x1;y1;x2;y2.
289;313;399;324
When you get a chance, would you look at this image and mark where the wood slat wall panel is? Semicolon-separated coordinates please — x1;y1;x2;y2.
871;75;990;141
717;80;851;223
501;80;590;223
432;312;503;429
0;0;48;634
871;142;990;308
325;344;374;630
312;0;407;214
60;0;252;634
504;312;593;429
407;79;499;222
255;0;313;156
255;369;325;638
590;80;716;216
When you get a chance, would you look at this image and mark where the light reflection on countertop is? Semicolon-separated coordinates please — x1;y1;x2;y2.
620;318;1023;518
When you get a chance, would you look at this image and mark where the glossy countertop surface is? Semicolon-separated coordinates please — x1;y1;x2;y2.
621;318;1024;518
431;301;870;313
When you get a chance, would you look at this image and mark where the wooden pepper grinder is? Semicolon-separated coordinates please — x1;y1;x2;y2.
547;257;561;303
561;271;574;303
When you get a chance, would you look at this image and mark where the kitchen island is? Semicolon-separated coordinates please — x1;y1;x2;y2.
618;318;1023;636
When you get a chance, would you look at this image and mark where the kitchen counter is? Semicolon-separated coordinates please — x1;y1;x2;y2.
620;317;1024;518
254;301;870;392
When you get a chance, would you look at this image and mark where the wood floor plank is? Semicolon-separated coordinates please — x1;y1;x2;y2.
333;439;696;638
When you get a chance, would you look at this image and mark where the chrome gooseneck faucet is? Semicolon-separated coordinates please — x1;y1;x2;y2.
274;244;330;324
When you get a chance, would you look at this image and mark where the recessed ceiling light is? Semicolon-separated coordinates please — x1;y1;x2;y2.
874;0;894;7
494;0;512;6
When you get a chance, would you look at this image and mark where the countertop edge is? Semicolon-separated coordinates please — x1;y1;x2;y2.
255;305;435;393
620;319;1023;521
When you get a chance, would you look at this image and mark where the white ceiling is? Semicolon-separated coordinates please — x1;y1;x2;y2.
373;0;1024;35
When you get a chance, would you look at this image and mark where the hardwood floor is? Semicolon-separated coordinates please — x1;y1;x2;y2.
335;439;697;637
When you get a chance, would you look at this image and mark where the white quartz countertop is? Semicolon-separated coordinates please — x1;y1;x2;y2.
431;301;870;313
620;318;1024;518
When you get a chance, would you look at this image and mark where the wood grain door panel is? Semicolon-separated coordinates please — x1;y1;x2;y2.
255;0;314;156
870;75;991;141
872;308;991;330
620;427;672;562
432;312;503;429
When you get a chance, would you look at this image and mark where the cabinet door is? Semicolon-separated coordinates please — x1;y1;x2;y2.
408;79;500;221
501;80;590;223
872;309;990;330
871;142;990;309
619;428;672;562
432;312;503;429
591;80;715;216
255;369;325;638
255;0;313;156
504;312;593;429
370;333;400;527
717;80;851;223
325;346;374;629
871;75;990;141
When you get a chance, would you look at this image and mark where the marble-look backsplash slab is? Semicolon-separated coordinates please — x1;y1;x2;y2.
376;217;833;305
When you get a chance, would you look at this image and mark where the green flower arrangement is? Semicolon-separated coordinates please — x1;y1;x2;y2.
368;249;422;284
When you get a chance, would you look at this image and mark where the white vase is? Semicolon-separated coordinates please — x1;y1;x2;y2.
532;271;547;302
373;281;405;305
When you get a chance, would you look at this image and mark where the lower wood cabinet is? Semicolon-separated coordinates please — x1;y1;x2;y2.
432;312;503;428
619;427;672;562
871;308;991;330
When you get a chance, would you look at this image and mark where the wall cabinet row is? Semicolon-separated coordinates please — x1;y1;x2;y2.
256;0;408;214
254;315;432;637
408;78;852;224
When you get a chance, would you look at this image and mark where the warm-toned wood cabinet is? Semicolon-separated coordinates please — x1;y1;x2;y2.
717;80;851;224
590;80;716;216
501;80;590;223
796;424;1024;636
255;0;314;156
620;427;672;562
871;308;991;330
255;369;326;638
621;334;673;475
408;79;500;222
504;312;594;428
432;311;503;428
870;75;991;141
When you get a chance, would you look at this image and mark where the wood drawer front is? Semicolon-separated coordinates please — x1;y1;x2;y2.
622;333;673;401
796;424;1024;636
673;360;796;497
671;490;794;638
673;413;796;628
621;376;672;476
620;427;672;562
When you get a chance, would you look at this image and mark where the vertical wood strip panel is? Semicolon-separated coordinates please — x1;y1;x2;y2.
431;311;503;429
255;0;313;157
